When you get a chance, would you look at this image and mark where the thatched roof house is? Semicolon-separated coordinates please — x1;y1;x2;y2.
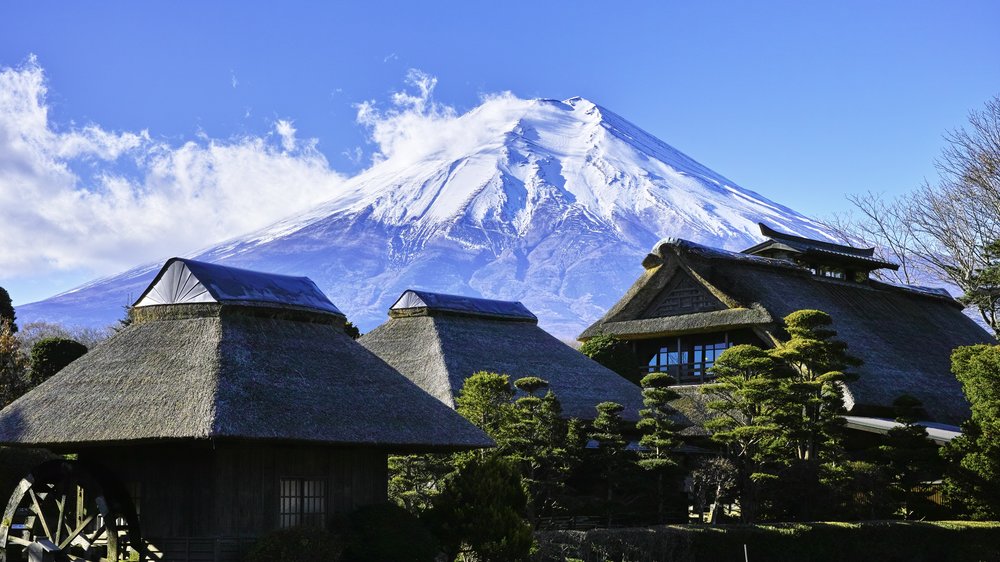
360;290;645;421
0;257;490;450
580;225;994;427
0;258;490;561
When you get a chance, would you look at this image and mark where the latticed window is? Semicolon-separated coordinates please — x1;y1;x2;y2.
279;478;326;528
647;338;731;383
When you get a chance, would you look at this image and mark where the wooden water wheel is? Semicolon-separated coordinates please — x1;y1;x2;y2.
0;460;141;562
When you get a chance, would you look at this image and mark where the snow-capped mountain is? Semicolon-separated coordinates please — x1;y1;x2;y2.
18;97;833;338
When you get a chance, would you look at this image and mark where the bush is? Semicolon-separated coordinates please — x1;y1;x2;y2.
29;337;87;386
534;521;1000;562
342;503;437;562
245;526;343;562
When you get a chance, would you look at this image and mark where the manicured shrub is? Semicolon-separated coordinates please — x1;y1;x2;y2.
341;503;437;562
244;526;342;562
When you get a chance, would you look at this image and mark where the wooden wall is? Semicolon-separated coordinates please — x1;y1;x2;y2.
82;442;388;561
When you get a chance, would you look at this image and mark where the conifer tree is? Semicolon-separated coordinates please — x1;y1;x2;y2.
771;310;860;463
454;371;516;454
589;401;635;525
878;395;942;519
703;344;789;523
636;372;681;523
0;288;16;333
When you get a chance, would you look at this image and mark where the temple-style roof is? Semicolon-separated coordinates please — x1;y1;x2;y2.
580;237;995;425
133;257;344;315
0;263;491;452
390;290;536;321
361;291;644;422
742;223;899;272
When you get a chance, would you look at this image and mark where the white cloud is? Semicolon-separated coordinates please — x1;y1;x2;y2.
0;58;345;281
355;68;523;167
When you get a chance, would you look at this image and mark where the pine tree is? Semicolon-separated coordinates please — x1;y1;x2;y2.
702;344;789;523
636;372;681;523
878;395;942;519
454;371;516;454
387;453;454;514
771;310;860;463
0;288;16;333
589;401;636;525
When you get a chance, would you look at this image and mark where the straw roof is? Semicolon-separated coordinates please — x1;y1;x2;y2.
360;291;645;421
0;262;491;452
580;237;995;426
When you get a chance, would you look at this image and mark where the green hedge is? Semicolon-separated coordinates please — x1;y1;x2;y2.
535;521;1000;562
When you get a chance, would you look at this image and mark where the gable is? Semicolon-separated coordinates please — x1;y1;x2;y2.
642;271;725;318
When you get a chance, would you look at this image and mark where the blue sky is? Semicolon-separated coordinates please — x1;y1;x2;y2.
1;1;998;305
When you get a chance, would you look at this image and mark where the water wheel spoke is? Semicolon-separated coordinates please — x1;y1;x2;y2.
59;513;95;550
8;535;32;547
28;488;54;541
55;493;66;544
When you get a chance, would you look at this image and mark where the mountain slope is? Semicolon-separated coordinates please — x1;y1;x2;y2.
19;97;833;338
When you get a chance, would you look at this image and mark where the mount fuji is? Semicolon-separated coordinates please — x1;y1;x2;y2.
18;96;834;339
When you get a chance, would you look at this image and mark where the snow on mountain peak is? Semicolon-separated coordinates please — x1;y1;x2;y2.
18;93;834;338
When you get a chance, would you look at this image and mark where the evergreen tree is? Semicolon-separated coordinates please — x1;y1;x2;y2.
878;395;942;519
580;334;641;384
509;377;575;520
428;457;534;562
588;401;637;525
942;344;1000;519
0;288;16;333
28;338;88;386
636;372;681;523
387;453;454;514
771;310;860;463
454;371;516;451
343;320;361;339
702;344;789;523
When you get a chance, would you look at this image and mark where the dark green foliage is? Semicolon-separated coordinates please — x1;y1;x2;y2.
28;337;87;386
428;457;534;562
636;372;681;523
942;344;1000;519
0;319;29;408
579;334;640;384
0;287;16;333
533;521;1000;562
113;304;132;333
588;401;640;525
341;503;437;562
343;321;361;339
771;310;861;464
454;371;516;442
388;453;453;513
703;344;788;522
878;395;943;519
244;526;343;562
508;377;579;521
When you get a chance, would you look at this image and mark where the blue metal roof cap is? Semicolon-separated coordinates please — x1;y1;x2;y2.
133;258;344;316
390;290;536;321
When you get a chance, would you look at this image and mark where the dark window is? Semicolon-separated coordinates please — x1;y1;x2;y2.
647;337;731;383
280;478;326;528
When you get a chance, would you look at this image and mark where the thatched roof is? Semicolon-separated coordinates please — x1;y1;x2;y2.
581;237;995;426
0;263;491;452
743;223;899;271
360;291;645;422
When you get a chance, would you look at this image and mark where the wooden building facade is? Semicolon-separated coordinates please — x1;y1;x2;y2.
579;224;995;427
